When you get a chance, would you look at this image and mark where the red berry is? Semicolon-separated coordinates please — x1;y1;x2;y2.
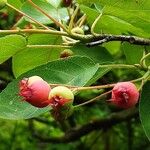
49;86;74;121
19;76;51;108
48;86;74;109
111;82;139;109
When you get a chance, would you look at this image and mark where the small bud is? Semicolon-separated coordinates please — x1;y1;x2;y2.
71;27;84;35
19;76;51;108
48;86;74;109
111;82;139;109
60;49;74;58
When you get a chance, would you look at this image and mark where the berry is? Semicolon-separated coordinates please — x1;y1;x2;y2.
49;86;74;121
111;82;139;109
48;86;74;109
19;76;51;108
60;49;73;58
71;27;84;35
0;0;7;9
61;0;72;7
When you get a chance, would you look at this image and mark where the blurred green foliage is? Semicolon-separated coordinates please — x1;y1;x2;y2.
0;0;150;149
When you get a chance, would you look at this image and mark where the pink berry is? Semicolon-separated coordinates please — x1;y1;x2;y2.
48;86;74;109
111;82;139;109
19;76;51;108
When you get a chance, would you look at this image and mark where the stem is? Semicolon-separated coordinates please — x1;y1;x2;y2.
67;7;71;20
74;90;112;108
27;44;71;48
27;0;68;32
99;64;138;69
142;69;150;83
77;14;87;27
63;36;78;44
73;83;115;91
138;69;150;90
91;13;102;36
49;77;143;91
68;5;80;31
0;29;68;36
130;77;143;83
140;53;150;68
6;3;49;30
49;83;79;89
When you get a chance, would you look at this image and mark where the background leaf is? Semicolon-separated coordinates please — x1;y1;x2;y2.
12;34;63;78
80;4;150;37
0;35;26;64
121;43;144;64
139;81;150;141
71;44;113;64
8;0;23;9
21;0;68;24
46;0;61;8
0;56;99;119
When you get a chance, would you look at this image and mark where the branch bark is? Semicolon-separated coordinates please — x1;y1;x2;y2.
86;35;150;46
29;107;138;143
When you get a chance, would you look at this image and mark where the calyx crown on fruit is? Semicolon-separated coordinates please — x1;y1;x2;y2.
49;86;74;108
19;76;51;108
111;82;139;109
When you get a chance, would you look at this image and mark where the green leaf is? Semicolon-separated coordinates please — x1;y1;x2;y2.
102;5;150;36
78;0;150;10
0;35;27;64
0;56;99;119
80;5;150;37
46;0;61;8
121;43;144;64
8;0;23;9
139;81;150;141
71;44;113;64
12;34;63;78
70;44;113;85
87;67;110;85
103;41;121;55
21;0;68;24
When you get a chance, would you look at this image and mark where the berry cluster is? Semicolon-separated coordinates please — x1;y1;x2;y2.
19;76;74;109
19;76;140;112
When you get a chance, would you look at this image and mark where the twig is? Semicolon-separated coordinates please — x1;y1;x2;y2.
86;35;150;46
27;44;71;48
74;90;112;108
0;29;68;36
49;76;143;91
